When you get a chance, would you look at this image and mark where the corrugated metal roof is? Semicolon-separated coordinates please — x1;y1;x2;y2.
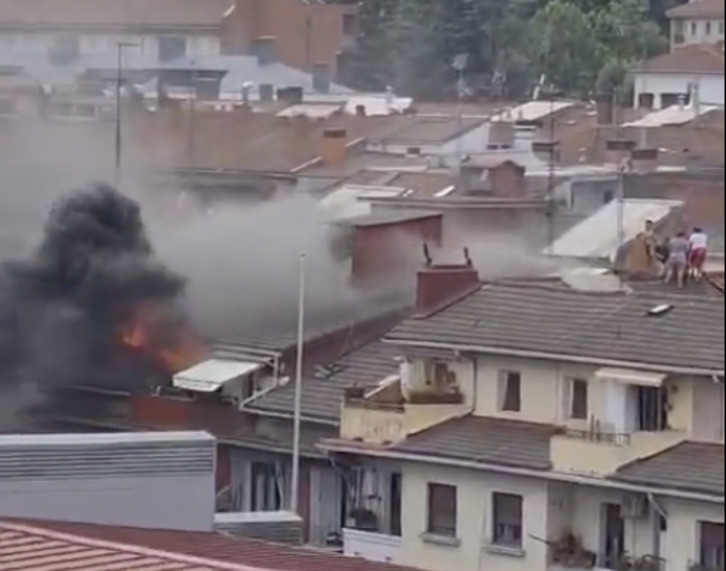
0;520;268;570
0;431;215;480
546;198;683;260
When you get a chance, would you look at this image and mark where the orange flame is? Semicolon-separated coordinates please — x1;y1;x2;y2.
119;303;205;374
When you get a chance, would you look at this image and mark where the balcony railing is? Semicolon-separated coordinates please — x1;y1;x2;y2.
557;426;631;446
343;527;402;563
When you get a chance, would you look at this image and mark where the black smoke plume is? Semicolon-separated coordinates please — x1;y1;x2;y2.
0;182;185;399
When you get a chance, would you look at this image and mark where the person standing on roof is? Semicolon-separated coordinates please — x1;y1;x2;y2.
664;231;689;288
688;227;708;281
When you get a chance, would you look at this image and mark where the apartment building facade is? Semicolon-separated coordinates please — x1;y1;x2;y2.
321;263;725;571
633;0;724;109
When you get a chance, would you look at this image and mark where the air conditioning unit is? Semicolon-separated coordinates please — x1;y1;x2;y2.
621;494;649;519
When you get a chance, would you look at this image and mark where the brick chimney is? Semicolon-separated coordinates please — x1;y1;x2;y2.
320;128;347;166
595;92;614;125
630;147;659;173
415;246;480;316
605;138;636;164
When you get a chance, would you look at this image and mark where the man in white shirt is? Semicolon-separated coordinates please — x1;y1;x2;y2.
688;227;708;281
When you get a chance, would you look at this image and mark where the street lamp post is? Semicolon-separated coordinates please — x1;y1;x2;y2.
114;42;136;186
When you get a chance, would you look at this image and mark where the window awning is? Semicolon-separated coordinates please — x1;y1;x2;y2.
595;367;666;387
173;359;263;392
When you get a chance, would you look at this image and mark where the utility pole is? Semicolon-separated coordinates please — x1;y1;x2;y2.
114;42;136;187
290;252;306;515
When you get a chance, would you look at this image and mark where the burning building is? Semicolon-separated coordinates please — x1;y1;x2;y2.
0;182;205;420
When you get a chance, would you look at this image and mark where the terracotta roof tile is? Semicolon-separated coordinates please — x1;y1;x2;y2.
612;441;724;496
666;0;725;19
4;519;425;571
0;0;232;28
637;45;725;74
391;416;554;469
385;280;725;373
0;520;263;570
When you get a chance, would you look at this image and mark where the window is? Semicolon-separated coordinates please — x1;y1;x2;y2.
567;378;588;420
250;461;283;511
498;370;521;412
158;35;187;62
426;483;457;537
706;21;712;35
48;34;80;64
342;13;357;36
491;493;523;548
699;521;725;569
719;20;725;35
691;21;698;36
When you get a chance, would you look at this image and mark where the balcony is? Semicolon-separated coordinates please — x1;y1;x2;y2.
550;424;685;477
343;528;401;563
339;380;468;445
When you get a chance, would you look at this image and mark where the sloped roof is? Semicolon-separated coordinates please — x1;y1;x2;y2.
612;441;724;496
0;520;262;570
0;0;232;29
2;518;426;571
636;45;725;74
385;280;725;374
666;0;725;19
249;341;402;421
391;416;554;470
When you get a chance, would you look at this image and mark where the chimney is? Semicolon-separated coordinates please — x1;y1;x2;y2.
605;138;636;165
259;83;274;102
630;147;659;172
252;36;277;66
312;62;332;94
415;247;480;316
595;92;614;125
459;164;486;194
355;104;367;117
277;86;303;105
487;120;515;148
320;128;347;166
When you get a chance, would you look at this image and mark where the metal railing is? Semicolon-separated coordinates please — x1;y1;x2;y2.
557;426;631;446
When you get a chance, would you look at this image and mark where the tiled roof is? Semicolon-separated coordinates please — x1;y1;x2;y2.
5;519;425;571
636;45;725;74
385;281;725;373
0;0;231;28
0;520;259;570
612;441;724;496
249;341;402;421
392;415;554;470
666;0;725;18
368;116;486;144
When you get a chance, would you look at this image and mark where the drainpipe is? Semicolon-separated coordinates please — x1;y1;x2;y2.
647;493;667;560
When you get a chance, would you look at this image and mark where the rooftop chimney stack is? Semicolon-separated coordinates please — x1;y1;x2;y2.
595;92;614;125
320;128;347;166
252;36;277;66
312;62;332;94
630;147;659;173
415;247;480;316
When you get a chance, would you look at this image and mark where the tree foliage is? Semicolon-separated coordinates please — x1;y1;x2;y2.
344;0;669;99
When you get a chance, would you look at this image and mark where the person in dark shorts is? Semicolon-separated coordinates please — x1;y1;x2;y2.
664;231;689;288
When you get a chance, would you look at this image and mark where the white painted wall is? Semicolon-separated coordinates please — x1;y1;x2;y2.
672;18;726;46
662;498;725;570
0;31;220;60
633;72;725;109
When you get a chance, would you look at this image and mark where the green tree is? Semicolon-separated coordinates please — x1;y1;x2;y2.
527;0;601;95
590;0;667;62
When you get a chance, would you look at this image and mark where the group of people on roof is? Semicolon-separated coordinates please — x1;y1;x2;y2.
644;220;708;288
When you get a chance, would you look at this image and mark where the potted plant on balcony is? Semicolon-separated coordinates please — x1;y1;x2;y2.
407;388;463;404
348;508;379;532
549;533;597;568
618;554;663;571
